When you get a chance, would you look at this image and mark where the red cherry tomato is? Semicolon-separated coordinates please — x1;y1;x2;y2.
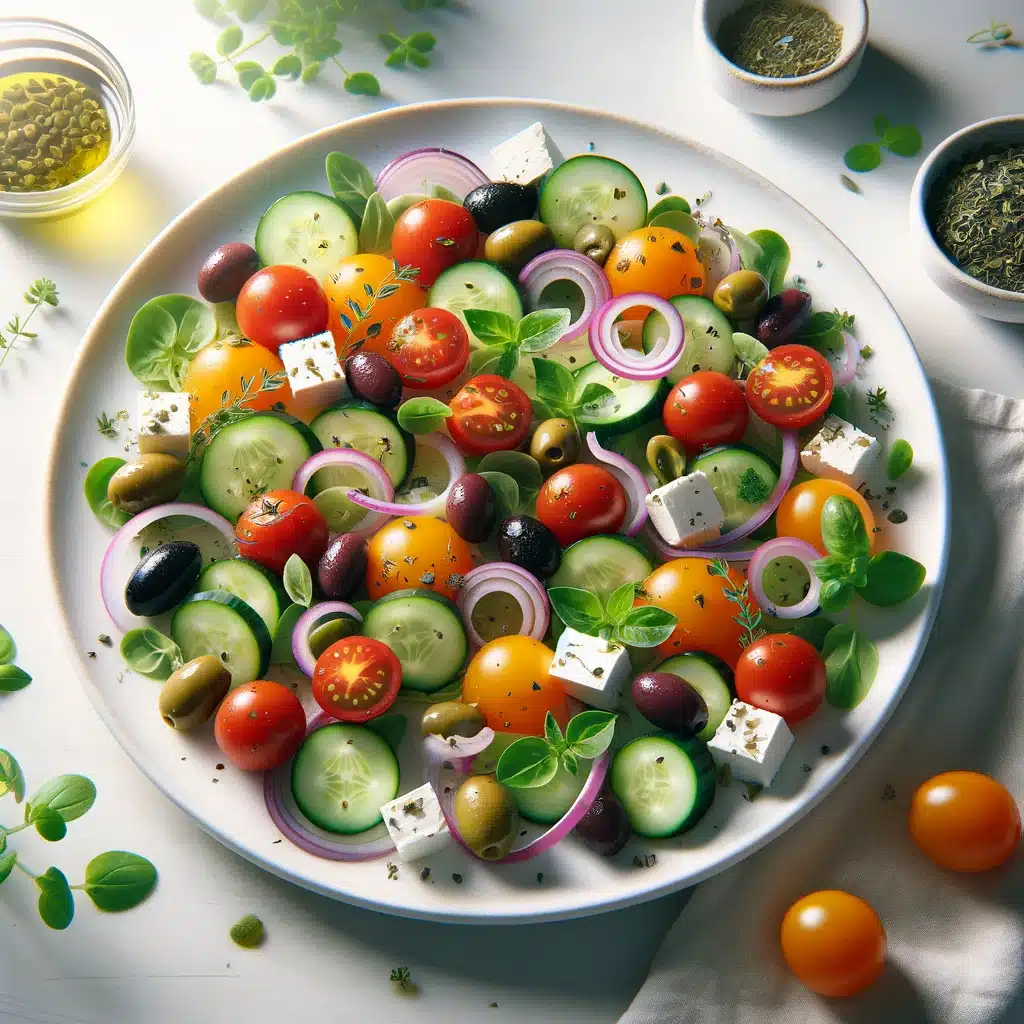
663;371;749;455
745;344;834;430
235;265;329;353
735;633;825;724
312;637;402;723
447;374;533;456
235;489;329;576
376;306;470;389
214;680;306;771
391;199;478;287
535;464;627;546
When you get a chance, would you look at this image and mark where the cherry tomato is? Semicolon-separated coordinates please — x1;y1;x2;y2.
735;633;825;723
235;489;329;576
373;307;469;389
391;199;478;287
663;371;749;455
312;636;402;723
604;226;706;319
535;464;627;547
776;478;876;556
447;374;533;456
781;890;886;997
214;680;306;771
746;344;834;430
366;515;474;600
462;635;570;736
909;771;1021;872
236;265;329;353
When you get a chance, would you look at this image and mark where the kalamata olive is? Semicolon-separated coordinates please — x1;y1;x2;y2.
529;418;580;473
124;541;203;617
421;700;487;739
453;774;519;860
317;533;368;599
496;515;561;578
158;655;231;731
484;220;555;276
632;671;709;737
446;473;497;543
713;269;769;320
573;788;631;856
308;615;359;658
344;351;403;407
197;242;260;303
572;223;616;266
107;453;186;514
463;181;538;233
645;434;687;487
755;288;812;349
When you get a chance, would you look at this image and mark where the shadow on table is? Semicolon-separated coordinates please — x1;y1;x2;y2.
831;961;937;1024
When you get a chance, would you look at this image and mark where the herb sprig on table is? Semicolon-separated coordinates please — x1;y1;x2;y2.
0;624;32;692
844;116;922;173
0;279;59;375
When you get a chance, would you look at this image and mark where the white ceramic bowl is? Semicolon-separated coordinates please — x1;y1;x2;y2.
909;115;1024;323
694;0;868;116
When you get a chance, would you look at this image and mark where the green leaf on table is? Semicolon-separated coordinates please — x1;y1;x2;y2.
271;54;302;80
84;851;158;912
36;867;74;930
396;396;451;434
613;606;678;647
732;332;769;377
859;551;926;607
844;143;882;173
84;457;131;530
120;628;182;681
0;749;26;802
565;709;617;759
232;0;268;21
495;737;559;789
820;496;869;561
544;710;565;751
818;578;855;614
407;31;437;53
216;25;243;56
881;124;922;157
518;309;571;352
188;52;218;85
0;850;17;885
27;775;96;824
301;61;322;84
283;553;313;608
230;913;265;947
326;152;375;221
234;60;265;91
887;439;914;480
358;192;395;255
344;72;381;97
532;357;576;411
747;229;791;295
546;587;604;636
823;624;878;709
33;807;67;842
248;75;276;102
464;309;516;347
478;472;519;520
0;624;13;665
0;665;31;691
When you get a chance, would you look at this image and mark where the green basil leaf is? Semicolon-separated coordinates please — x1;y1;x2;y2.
604;582;636;625
820;495;869;560
478;471;519;521
850;554;870;589
546;587;604;636
518;309;571;352
844;143;882;173
544;710;565;751
881;124;922;157
887;439;913;481
819;578;855;613
532;357;576;409
747;229;791;295
464;309;516;346
283;553;313;608
614;605;678;647
476;451;543;498
859;551;926;607
271;603;303;665
430;183;459;203
34;806;67;842
649;210;701;242
495;737;559;789
728;226;764;271
823;624;878;709
27;775;96;824
36;866;74;930
84;851;158;912
0;748;26;803
325;151;376;220
125;302;178;387
176;301;216;356
495;344;520;380
467;347;500;375
396;396;451;434
0;850;16;885
358;191;395;255
120;628;182;681
84;457;131;530
647;195;691;221
0;624;14;665
576;382;620;420
768;613;834;652
565;709;617;759
812;554;852;584
732;332;769;376
0;664;31;691
560;749;579;776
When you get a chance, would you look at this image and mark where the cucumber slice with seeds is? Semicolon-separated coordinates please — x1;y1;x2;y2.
643;295;736;380
195;559;285;637
428;261;523;346
549;535;653;603
572;360;665;436
255;191;358;280
309;400;411;490
688;444;779;532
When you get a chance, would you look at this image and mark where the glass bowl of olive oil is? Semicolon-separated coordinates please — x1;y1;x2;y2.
0;17;134;219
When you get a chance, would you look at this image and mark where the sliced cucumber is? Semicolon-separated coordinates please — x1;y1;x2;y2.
199;412;321;521
291;723;400;834
572;360;665;436
195;559;285;637
361;589;468;693
171;590;271;686
610;733;716;838
656;653;733;742
643;295;736;380
549;535;653;602
513;762;588;825
427;261;523;346
539;155;648;248
255;191;358;281
688;444;779;532
310;400;412;492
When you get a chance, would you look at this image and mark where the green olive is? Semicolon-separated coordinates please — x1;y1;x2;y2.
483;220;554;276
529;418;580;473
421;701;487;739
453;775;519;860
646;434;687;487
158;656;231;731
572;223;616;265
308;616;359;659
713;270;770;320
107;453;186;514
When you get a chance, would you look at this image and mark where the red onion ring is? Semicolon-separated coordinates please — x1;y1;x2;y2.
584;432;649;536
697;223;740;298
291;601;364;677
519;249;612;344
641;521;758;563
746;537;822;619
375;147;488;202
100;503;236;634
589;293;685;380
831;330;860;388
455;562;550;648
292;448;395;539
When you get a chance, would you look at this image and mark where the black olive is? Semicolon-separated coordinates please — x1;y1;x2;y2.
124;541;203;617
496;515;561;579
463;182;538;233
446;474;497;543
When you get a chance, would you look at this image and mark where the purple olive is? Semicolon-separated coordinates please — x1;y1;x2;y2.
197;243;260;303
445;473;497;543
574;788;631;856
632;671;709;737
344;351;403;407
317;533;368;599
755;288;812;349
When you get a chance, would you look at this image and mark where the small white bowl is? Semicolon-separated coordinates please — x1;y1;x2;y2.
909;116;1024;323
694;0;868;117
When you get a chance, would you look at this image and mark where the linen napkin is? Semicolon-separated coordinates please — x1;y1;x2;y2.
622;380;1024;1024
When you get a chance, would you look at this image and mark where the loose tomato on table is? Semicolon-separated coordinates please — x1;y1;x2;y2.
214;680;306;771
391;199;478;287
447;374;533;456
535;464;627;547
236;265;329;353
745;344;833;430
235;489;329;576
370;306;470;389
663;371;749;455
735;633;826;724
312;637;401;723
365;515;474;600
776;478;876;556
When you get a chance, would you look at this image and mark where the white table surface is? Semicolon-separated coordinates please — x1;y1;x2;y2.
0;1;1021;1020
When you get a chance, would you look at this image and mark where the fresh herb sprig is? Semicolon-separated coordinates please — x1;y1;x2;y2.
0;279;59;375
547;583;678;648
531;357;618;430
967;21;1018;47
844;116;922;173
866;386;890;427
0;625;31;692
707;558;765;649
390;965;417;992
796;308;855;356
465;308;572;380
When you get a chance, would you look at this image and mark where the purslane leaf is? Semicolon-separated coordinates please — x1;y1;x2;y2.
84;851;158;912
35;867;74;930
26;774;96;824
0;748;26;802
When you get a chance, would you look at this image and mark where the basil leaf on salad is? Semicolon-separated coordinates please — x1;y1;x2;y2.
532;357;576;411
325;151;375;221
547;587;604;636
517;308;571;352
396;396;451;434
125;295;216;390
476;451;543;506
464;309;516;347
819;495;870;561
495;344;520;380
565;710;617;759
544;710;565;752
604;582;637;625
560;749;579;776
613;605;677;648
732;332;769;377
84;458;131;529
495;737;559;789
747;229;791;295
358;191;395;255
282;553;313;608
859;551;926;607
478;471;519;520
818;578;855;614
823;624;878;709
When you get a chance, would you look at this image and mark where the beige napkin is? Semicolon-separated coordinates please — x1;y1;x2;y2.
621;381;1024;1024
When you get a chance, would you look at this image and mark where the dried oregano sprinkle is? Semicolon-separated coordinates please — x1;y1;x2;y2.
718;1;843;78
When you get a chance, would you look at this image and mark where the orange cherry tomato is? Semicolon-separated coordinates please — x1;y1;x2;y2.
909;771;1021;872
746;344;834;430
365;516;474;600
535;464;627;547
776;479;876;556
735;633;826;723
461;635;569;736
604;227;706;319
781;890;886;997
312;637;401;723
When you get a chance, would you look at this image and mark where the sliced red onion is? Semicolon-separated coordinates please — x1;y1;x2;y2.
100;503;236;634
697;223;740;298
641;522;758;563
831;330;860;388
456;562;549;647
589;294;685;380
746;537;822;619
585;432;649;536
519;249;612;344
292;448;395;539
291;601;364;677
375;147;488;203
423;728;496;770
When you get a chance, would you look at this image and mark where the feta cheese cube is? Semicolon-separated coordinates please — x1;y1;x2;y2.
490;122;564;186
137;390;191;457
645;471;725;547
550;627;631;710
279;331;349;408
800;415;878;487
707;700;793;788
380;783;452;863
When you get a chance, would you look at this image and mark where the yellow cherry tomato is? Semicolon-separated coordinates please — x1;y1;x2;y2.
604;226;706;317
775;478;876;556
365;516;474;601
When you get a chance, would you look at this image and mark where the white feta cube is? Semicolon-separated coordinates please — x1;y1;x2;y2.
550;627;631;710
800;415;878;487
137;390;191;457
490;122;564;186
380;783;452;863
707;700;793;788
279;331;349;408
645;471;724;547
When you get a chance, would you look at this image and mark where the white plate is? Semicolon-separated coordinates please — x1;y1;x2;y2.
47;99;949;924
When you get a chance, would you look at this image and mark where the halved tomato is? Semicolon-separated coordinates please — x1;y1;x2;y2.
371;306;470;389
745;344;833;430
447;374;533;456
312;636;402;723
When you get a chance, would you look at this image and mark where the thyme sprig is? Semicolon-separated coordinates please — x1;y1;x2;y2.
707;558;766;649
0;279;59;375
